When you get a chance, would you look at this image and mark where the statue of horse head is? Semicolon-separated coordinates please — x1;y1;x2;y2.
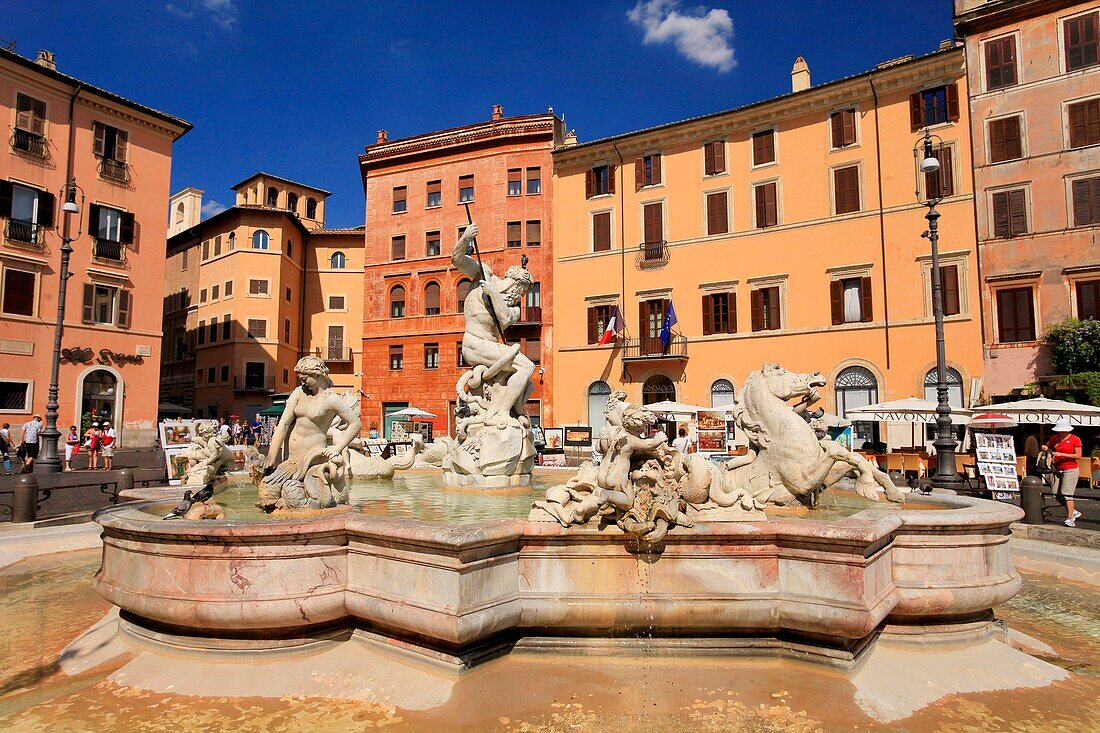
736;364;828;448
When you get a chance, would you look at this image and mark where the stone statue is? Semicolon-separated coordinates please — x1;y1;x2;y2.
442;222;537;488
346;433;426;479
253;356;362;512
181;420;233;487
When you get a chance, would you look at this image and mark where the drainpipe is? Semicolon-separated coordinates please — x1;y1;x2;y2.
869;75;891;370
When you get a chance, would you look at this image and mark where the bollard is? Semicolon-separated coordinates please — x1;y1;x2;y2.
1020;475;1045;525
115;468;134;503
12;474;38;523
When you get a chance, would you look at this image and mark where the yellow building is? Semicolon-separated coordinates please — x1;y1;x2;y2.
161;173;363;421
551;47;985;448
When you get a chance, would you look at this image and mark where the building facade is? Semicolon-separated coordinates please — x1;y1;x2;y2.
551;48;985;448
359;106;563;438
161;174;363;421
954;0;1100;399
0;48;190;446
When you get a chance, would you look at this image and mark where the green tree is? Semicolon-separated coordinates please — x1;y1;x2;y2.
1043;318;1100;374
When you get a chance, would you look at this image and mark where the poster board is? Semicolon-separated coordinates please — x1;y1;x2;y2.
543;428;564;451
975;433;1019;492
564;426;592;447
160;420;196;486
696;410;733;455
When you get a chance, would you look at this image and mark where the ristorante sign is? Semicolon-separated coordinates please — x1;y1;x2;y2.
61;347;145;366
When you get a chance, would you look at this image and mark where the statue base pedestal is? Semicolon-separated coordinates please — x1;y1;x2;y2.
685;504;767;523
444;472;532;490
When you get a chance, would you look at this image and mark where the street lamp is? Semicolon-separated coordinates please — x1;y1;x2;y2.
36;179;84;474
914;131;964;490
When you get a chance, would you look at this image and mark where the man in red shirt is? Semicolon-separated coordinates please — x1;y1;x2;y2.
1046;419;1083;527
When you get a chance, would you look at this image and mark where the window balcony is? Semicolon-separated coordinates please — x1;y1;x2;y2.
233;375;275;392
319;346;353;363
637;240;669;269
11;128;49;159
515;305;542;324
621;333;688;361
4;219;40;248
93;238;126;263
97;156;131;185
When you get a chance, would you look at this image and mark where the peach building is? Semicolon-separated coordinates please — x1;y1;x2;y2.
161;174;363;420
359;106;563;438
551;48;985;448
954;0;1100;398
0;47;190;447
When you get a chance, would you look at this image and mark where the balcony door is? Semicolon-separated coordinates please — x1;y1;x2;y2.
327;325;344;361
640;298;668;356
245;361;266;390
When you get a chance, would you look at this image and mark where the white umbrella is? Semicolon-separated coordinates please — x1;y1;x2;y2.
968;412;1018;430
644;400;714;416
985;397;1100;426
388;407;437;419
845;397;973;425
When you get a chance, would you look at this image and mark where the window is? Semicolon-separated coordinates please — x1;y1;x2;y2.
924;368;965;412
909;84;960;130
752;129;775;166
989;116;1023;162
985;36;1017;90
424;282;441;315
228;232;235;250
702;291;735;334
526;220;541;247
426;180;441;208
1065;11;1099;71
993;189;1028;236
835;367;879;449
209;317;218;343
640;298;670;354
202;240;209;260
0;380;30;411
940;265;962;317
426;230;441;257
391;235;406;260
592;211;612;252
754;182;778;228
390;285;406;318
212;284;220;300
220;365;229;383
587;381;612;438
507;221;522;248
213;235;222;257
267;187;278;207
326;325;345;360
330;251;346;269
457;279;472;312
457;341;467;367
642;202;663;244
1;266;35;316
199;288;207;303
1072;176;1100;226
635;154;661;189
90;204;134;261
0;181;54;244
522;336;541;364
287;192;298;213
751;286;781;331
507;169;522;197
197;320;205;345
711;379;735;408
392;186;407;213
833;166;861;215
642;374;676;405
283;318;291;343
225;280;233;298
706;191;728;235
586;165;613;197
1077;280;1099;320
526;281;541;311
222;316;231;340
286;240;293;258
92;122;128;163
389;345;404;370
925;147;955;199
247;319;267;338
252;230;269;250
14;93;46;136
587;304;613;344
82;283;131;327
424;343;439;369
997;287;1036;342
703;141;725;175
1068;99;1100;149
181;249;189;270
830;109;857;148
248;278;269;296
306;197;318;218
526;167;541;194
458;175;474;202
830;276;873;324
207;367;216;383
328;295;345;310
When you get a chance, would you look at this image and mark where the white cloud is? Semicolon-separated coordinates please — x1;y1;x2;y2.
165;0;237;30
627;0;735;72
201;200;228;218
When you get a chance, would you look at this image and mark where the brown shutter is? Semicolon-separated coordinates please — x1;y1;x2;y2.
652;154;661;185
638;300;647;341
1008;189;1027;234
755;186;766;226
768;288;781;329
831;112;844;148
702;294;714;335
946;83;960;122
82;283;94;323
588;307;598;344
634;158;645;191
844;110;856;145
713;141;725;173
830;280;844;324
1073;179;1093;225
704;143;715;175
751;289;764;331
707;192;728;235
941;265;960;316
729;291;737;333
997;290;1012;342
118;290;132;328
910;92;924;131
88;204;101;238
992;191;1011;236
37;191;55;229
860;276;873;322
1070;102;1086;148
593;212;610;251
644;202;662;243
940;148;955;197
120;211;135;244
585;169;595;199
0;181;12;218
93;124;106;157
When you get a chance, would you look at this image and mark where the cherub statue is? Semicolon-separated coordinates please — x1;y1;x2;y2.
182;420;233;487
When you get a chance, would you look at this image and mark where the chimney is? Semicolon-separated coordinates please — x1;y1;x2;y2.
376;129;388;144
35;49;56;70
561;129;579;147
491;104;504;121
791;55;810;93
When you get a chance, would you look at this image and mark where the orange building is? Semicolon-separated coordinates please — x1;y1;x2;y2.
0;48;190;447
161;174;364;420
551;48;985;449
954;0;1100;398
359;106;563;438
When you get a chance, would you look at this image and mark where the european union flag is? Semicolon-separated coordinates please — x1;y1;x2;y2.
660;301;678;347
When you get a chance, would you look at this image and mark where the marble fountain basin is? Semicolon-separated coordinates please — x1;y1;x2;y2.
92;490;1023;669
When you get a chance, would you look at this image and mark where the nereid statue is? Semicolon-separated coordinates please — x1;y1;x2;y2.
181;420;234;487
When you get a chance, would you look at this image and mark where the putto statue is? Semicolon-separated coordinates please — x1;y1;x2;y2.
181;420;234;487
253;356;362;512
443;222;537;488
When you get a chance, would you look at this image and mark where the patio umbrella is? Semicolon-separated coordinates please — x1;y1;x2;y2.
643;400;716;416
844;397;972;425
968;412;1018;430
388;407;437;419
986;397;1100;427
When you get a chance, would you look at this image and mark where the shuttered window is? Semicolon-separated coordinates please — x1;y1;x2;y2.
424;343;439;369
392;186;407;213
526;220;541;247
248;278;269;296
988;116;1022;162
1;267;35;316
703;141;726;175
996;287;1035;343
992;189;1028;236
909;84;960;131
940;265;962;317
752;129;775;165
705;191;728;235
14;93;46;135
642;202;663;243
830;277;873;324
1072;176;1100;226
1077;279;1100;320
985;36;1017;90
92;122;128;162
592;211;611;252
750;287;781;331
426;180;442;208
458;175;474;202
830;109;857;148
391;235;406;260
82;284;129;327
587;304;613;344
754;182;778;228
389;285;406;318
925;147;955;199
507;169;522;197
426;230;441;257
526;167;541;195
586;165;614;197
328;295;345;310
635;154;661;189
424;282;441;315
507;221;522;248
833;166;861;215
1065;12;1099;71
389;345;403;370
702;292;735;335
1068;99;1100;149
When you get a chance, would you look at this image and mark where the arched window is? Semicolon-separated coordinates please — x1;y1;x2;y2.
330;251;346;269
227;231;236;250
587;381;612;442
456;278;472;313
174;202;185;226
266;187;279;207
924;367;964;409
390;285;406;318
286;192;298;213
424;282;441;315
836;366;879;448
711;379;735;408
642;374;675;405
306;197;318;219
251;230;269;250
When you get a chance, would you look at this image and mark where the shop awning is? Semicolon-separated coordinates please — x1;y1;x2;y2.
845;397;973;425
988;397;1100;426
257;405;285;418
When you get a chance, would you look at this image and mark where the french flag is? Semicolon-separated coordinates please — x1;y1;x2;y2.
599;305;623;345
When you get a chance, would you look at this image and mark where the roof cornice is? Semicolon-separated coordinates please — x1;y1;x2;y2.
953;0;1082;36
359;115;557;169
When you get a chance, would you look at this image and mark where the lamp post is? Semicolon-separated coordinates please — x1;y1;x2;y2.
36;179;83;474
914;131;964;490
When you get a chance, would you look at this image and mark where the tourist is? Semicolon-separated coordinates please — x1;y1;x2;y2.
20;414;43;472
1024;433;1041;476
85;422;102;470
672;427;692;454
218;417;231;442
64;425;80;472
369;424;380;440
0;422;13;474
244;419;256;446
1046;419;1083;527
101;421;116;471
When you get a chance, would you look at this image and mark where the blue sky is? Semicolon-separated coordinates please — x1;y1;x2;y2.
3;1;955;228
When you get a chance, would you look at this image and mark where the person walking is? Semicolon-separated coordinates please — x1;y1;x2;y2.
1024;433;1041;476
232;419;243;445
672;427;693;454
84;422;102;470
64;425;80;471
20;414;43;472
101;421;116;471
0;422;13;474
1046;419;1083;527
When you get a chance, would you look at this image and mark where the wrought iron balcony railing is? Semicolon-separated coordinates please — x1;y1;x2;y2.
621;333;688;360
515;305;542;324
4;219;39;246
93;238;125;262
321;346;353;363
11;128;48;158
637;240;669;269
97;156;131;185
233;375;275;392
